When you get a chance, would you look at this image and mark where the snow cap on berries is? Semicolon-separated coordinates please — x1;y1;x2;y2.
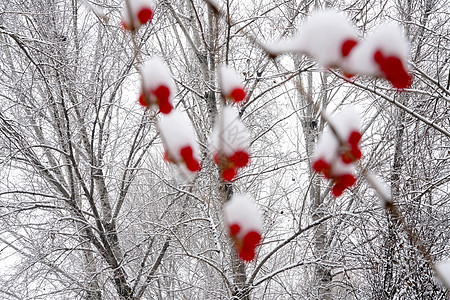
295;10;359;66
345;23;412;88
264;10;358;67
211;107;250;157
158;110;201;173
312;107;361;197
140;56;174;114
210;107;251;181
223;194;262;262
219;65;247;103
313;128;339;177
121;0;155;31
312;106;362;174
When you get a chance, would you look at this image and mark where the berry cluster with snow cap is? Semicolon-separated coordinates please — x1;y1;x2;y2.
219;65;247;104
121;0;155;31
294;10;359;67
344;23;412;89
264;10;358;68
139;57;174;114
223;194;262;262
158;110;201;174
312;107;362;197
211;107;251;182
265;10;412;89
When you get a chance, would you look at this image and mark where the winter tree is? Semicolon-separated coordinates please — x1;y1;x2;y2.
0;0;449;299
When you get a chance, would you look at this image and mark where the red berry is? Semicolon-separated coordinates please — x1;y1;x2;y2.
348;131;362;146
137;8;153;25
341;39;358;57
338;174;356;188
180;146;201;172
243;231;261;247
158;99;173;114
222;167;237;182
332;183;346;197
239;246;256;262
374;50;384;64
229;150;249;168
230;88;246;103
374;50;412;89
229;224;241;236
138;93;149;107
381;56;412;89
312;159;331;177
153;85;172;114
350;145;362;160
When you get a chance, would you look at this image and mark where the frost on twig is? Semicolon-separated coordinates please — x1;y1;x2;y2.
80;0;109;22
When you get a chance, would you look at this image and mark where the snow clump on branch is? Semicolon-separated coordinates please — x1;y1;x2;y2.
158;110;201;174
312;106;362;197
344;23;412;89
264;10;412;89
223;194;262;262
210;107;251;182
436;261;450;289
139;57;174;114
219;65;247;104
264;10;359;67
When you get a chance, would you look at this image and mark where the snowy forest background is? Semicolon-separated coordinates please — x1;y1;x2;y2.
0;0;449;299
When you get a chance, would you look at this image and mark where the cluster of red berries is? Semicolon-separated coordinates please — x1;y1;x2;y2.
229;223;261;262
164;146;201;173
214;150;249;182
312;108;362;197
139;85;173;114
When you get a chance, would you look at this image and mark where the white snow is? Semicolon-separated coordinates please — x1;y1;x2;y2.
210;107;250;156
264;10;358;67
314;127;340;164
81;0;108;21
331;106;360;141
223;194;262;239
331;157;356;177
344;23;410;75
367;173;391;204
436;260;450;288
158;110;200;163
218;65;244;97
141;56;174;93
